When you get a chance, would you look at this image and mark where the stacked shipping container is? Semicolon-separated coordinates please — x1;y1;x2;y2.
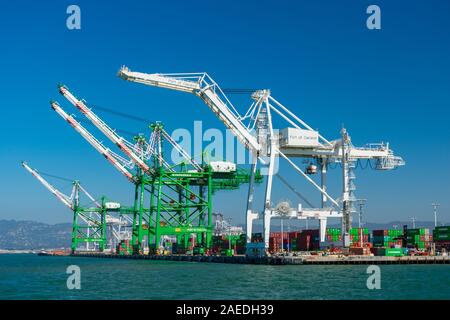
349;227;370;247
206;226;450;255
370;247;405;256
372;229;403;248
211;234;246;255
296;229;320;251
433;226;450;250
406;228;432;249
116;240;132;255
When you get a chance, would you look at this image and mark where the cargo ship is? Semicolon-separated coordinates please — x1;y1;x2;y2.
37;250;70;256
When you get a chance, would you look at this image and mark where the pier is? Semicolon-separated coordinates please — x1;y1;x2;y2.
72;253;450;265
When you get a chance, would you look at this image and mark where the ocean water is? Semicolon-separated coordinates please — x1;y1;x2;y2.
0;254;448;300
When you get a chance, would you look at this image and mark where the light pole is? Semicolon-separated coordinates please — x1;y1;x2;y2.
356;199;367;247
411;217;416;229
227;218;232;252
357;199;367;229
432;203;440;227
281;219;284;255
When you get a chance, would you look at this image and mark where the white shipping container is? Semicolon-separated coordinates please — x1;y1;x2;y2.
105;202;121;209
279;127;319;147
210;161;236;173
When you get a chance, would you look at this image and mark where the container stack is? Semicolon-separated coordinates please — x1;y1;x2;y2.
296;229;320;251
433;226;450;251
349;227;370;247
326;227;342;242
406;228;432;249
251;232;263;243
288;231;301;251
269;232;284;253
211;234;246;255
116;240;132;255
372;229;403;248
371;247;405;256
231;234;246;254
172;243;188;254
320;228;342;249
211;235;224;253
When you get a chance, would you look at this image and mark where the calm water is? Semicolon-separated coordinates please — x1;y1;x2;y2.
0;254;449;300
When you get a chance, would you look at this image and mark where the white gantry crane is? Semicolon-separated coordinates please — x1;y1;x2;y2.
118;66;405;250
22;161;132;251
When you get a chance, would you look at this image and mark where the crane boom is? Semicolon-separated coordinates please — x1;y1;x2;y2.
118;67;262;153
58;85;152;174
51;101;135;183
22;162;73;209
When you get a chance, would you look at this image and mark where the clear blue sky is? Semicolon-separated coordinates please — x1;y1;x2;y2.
0;0;449;225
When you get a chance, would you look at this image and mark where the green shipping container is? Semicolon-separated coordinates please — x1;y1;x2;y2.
433;233;450;241
434;226;450;233
385;248;403;257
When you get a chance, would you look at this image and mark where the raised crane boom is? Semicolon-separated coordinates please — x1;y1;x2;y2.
118;67;262;153
22;161;74;209
51;101;135;183
58;85;152;174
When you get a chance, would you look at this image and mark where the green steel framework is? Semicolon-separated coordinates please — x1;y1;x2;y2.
71;183;107;252
71;122;262;255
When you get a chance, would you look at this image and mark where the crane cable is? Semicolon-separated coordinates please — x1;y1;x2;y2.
38;171;74;182
89;104;152;124
222;88;259;94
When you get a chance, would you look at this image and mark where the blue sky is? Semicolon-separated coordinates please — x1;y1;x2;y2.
0;0;449;225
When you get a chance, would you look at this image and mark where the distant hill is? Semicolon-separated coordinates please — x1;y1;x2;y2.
0;220;71;250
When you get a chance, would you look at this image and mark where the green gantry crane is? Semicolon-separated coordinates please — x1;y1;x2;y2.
44;85;262;255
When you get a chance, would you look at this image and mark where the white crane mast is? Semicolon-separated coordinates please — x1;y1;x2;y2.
51;101;136;183
58;85;152;174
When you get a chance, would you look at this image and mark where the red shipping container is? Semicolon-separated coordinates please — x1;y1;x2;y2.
288;232;301;239
296;234;320;251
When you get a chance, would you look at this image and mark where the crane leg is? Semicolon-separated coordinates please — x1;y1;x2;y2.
245;155;258;244
321;158;327;208
319;218;327;243
263;210;272;252
263;151;276;251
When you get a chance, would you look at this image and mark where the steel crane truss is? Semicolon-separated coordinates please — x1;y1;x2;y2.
140;166;214;254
